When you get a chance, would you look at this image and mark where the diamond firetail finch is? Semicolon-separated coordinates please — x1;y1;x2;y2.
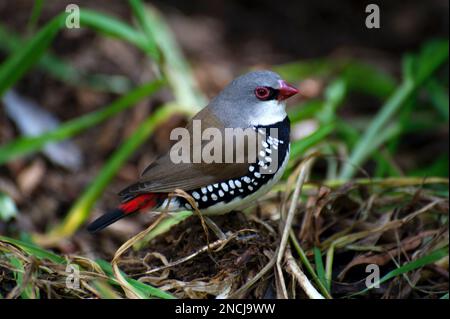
87;70;298;233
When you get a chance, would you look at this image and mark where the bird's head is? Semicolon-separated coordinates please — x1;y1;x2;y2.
210;70;299;127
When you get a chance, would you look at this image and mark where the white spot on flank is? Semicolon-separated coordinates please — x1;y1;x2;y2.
262;141;269;148
254;172;261;178
211;194;218;201
243;176;251;183
265;156;272;162
248;186;254;191
259;151;266;157
249;165;254;172
218;190;224;197
213;183;219;188
207;185;213;192
192;191;200;199
235;180;242;188
229;180;236;189
202;196;208;202
185;203;192;209
221;182;229;192
201;187;207;194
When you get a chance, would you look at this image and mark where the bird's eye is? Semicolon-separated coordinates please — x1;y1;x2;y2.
254;86;271;100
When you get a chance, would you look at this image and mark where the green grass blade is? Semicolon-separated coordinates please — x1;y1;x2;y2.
313;247;329;292
339;81;414;180
336;120;402;177
339;40;449;179
90;280;122;299
288;100;324;123
290;123;335;160
408;39;449;85
409;154;449;177
0;8;149;97
275;59;335;82
0;80;164;166
0;23;133;94
277;59;396;99
140;4;206;109
7;256;39;299
0;8;158;95
325;244;335;295
0;235;65;264
96;259;176;299
0;13;65;96
318;79;347;125
26;0;45;35
426;78;449;121
375;246;448;288
355;245;448;296
83;6;204;107
79;9;148;52
128;0;160;61
342;61;397;99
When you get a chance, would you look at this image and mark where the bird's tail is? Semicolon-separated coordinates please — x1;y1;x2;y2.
87;193;164;233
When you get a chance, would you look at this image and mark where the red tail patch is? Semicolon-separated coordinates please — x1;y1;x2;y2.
119;193;164;214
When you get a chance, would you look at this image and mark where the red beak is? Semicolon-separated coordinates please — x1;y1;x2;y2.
278;80;299;101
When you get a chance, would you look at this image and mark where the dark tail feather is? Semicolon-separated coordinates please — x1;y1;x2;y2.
87;193;165;233
87;209;129;233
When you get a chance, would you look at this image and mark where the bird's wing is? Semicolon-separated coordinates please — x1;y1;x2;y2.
119;107;257;196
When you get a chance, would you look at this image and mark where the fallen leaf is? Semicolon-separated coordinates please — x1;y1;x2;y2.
2;90;83;171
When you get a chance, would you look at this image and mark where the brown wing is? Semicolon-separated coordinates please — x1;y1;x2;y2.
119;108;257;197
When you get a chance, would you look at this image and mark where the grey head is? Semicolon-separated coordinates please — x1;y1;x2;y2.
207;70;298;128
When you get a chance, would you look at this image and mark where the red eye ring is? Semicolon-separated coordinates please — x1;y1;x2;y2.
255;86;271;100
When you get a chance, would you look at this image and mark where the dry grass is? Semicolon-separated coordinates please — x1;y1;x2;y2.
1;158;448;299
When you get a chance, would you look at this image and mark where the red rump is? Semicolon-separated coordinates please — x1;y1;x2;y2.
119;193;164;214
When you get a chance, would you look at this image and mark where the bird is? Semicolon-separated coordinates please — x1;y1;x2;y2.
87;70;299;233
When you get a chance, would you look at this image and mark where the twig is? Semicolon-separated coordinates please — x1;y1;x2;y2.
172;189;212;249
285;246;325;299
275;156;315;298
289;231;333;298
112;213;167;299
230;156;316;299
